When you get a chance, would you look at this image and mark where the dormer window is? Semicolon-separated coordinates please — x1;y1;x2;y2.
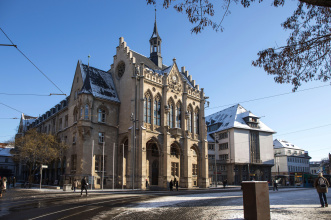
243;116;260;128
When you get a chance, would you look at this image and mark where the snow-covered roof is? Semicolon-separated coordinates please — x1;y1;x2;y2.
207;134;215;143
0;147;13;157
273;139;302;150
205;104;275;134
80;62;120;103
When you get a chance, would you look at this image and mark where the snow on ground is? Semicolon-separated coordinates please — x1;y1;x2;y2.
111;188;331;220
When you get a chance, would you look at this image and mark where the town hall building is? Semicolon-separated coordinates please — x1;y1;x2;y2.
16;19;210;189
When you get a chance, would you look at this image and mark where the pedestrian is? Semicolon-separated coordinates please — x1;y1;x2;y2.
175;180;178;191
72;179;78;192
223;179;227;188
13;177;16;188
273;179;278;191
0;177;4;198
169;180;173;191
81;177;88;197
314;172;329;208
8;177;11;189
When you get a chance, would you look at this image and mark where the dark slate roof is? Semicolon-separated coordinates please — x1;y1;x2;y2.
151;20;161;40
131;50;168;71
80;63;120;103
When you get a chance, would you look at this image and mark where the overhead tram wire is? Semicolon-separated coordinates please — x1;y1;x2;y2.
0;27;66;96
206;84;331;110
0;93;66;96
0;102;24;113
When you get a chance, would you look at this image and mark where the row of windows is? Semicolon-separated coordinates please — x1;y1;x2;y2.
73;106;106;123
219;143;228;150
143;95;200;134
288;157;308;164
219;154;228;161
288;166;309;172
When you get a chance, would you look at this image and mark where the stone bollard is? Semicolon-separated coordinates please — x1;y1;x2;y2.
241;181;270;220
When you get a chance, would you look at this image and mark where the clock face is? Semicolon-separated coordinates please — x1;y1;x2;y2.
172;75;177;81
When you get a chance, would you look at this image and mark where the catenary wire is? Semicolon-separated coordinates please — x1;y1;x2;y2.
0;27;66;96
206;84;330;110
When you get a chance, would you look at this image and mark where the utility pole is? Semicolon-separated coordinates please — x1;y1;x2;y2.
214;133;217;187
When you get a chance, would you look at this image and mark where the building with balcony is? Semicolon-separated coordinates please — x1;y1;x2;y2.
206;104;275;185
16;18;209;189
272;139;311;186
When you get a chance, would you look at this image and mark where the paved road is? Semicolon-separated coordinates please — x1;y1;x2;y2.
0;187;330;219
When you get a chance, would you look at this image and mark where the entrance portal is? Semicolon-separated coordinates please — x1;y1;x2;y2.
152;160;158;185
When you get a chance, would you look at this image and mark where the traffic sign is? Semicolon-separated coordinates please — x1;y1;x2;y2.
41;165;48;169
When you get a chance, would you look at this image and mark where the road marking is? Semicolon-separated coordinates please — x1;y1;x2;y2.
57;206;100;220
29;196;142;220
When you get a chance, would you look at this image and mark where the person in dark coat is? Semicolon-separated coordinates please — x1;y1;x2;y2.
314;172;329;207
13;177;16;188
223;179;227;188
175;181;179;191
169;180;173;191
81;177;88;197
273;179;278;191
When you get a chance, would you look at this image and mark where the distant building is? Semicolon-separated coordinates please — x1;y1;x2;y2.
206;104;275;185
0;144;16;178
309;161;322;174
272;139;311;186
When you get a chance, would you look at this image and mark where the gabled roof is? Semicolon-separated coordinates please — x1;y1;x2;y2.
206;104;275;134
273;139;302;150
79;62;120;103
131;50;168;71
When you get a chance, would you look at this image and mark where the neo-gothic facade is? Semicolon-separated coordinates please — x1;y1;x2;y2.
16;20;209;189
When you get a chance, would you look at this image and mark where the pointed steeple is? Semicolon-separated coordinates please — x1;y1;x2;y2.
150;9;163;69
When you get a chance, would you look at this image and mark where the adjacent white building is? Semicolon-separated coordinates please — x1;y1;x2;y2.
206;104;275;185
272;139;311;186
0;144;16;178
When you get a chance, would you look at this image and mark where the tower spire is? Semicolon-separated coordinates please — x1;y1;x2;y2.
150;8;163;69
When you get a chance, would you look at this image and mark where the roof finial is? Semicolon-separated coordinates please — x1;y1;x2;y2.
88;54;91;67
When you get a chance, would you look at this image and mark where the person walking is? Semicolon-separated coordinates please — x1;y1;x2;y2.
169;180;173;191
81;177;88;197
0;177;4;198
273;179;278;191
314;172;329;208
72;179;78;192
175;180;179;191
223;179;227;188
13;177;16;188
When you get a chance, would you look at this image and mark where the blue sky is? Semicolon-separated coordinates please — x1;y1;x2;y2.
1;0;330;161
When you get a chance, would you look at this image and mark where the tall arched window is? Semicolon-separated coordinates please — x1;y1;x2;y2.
194;109;199;134
168;102;174;128
80;107;83;119
176;102;181;128
154;96;161;126
98;109;106;122
84;104;89;119
144;93;152;124
187;107;192;133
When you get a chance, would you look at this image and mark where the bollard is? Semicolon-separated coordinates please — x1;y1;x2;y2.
241;181;270;220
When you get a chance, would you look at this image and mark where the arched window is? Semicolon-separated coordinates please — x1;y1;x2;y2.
194;109;199;134
84;104;89;119
154;96;161;126
176;102;181;128
144;93;152;124
187;107;192;133
80;107;83;119
168;102;174;128
98;109;106;123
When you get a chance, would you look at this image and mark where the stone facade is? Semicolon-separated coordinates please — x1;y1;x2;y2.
16;21;209;189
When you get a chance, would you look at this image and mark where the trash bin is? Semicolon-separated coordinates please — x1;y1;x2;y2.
241;181;270;220
63;184;72;191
